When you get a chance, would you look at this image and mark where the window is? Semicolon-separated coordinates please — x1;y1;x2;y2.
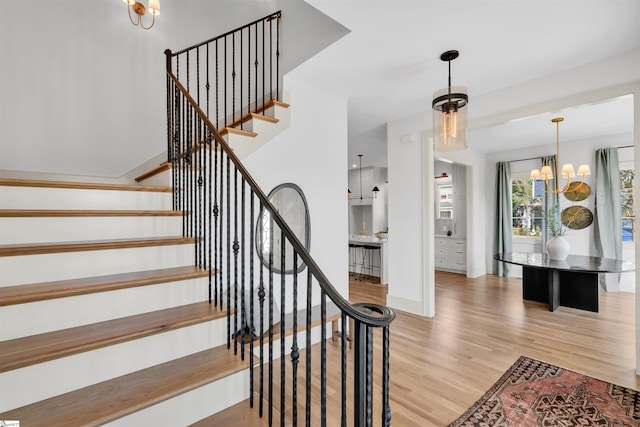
620;168;635;242
512;177;543;238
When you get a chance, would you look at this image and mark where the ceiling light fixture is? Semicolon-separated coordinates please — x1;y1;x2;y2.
348;155;380;200
432;50;469;152
529;117;591;193
123;0;160;30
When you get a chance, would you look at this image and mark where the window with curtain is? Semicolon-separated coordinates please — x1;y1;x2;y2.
511;175;543;238
620;166;635;243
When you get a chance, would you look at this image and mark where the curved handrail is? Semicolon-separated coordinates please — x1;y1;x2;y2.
166;70;396;328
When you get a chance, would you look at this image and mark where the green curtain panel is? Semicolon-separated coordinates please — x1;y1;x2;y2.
593;148;622;291
493;162;512;276
541;155;559;252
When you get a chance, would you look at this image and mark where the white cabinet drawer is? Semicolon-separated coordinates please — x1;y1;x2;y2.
435;247;447;256
435;257;448;267
449;239;465;248
449;258;466;269
435;238;448;247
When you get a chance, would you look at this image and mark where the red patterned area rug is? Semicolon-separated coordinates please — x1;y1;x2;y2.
449;355;640;426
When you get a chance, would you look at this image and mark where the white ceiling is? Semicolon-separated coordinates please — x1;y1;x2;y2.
293;0;640;167
0;1;638;176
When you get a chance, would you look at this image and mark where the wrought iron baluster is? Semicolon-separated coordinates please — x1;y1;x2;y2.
366;325;373;427
291;250;299;427
276;12;280;101
226;154;231;348
249;192;255;407
240;177;246;360
382;325;391;427
280;229;286;427
258;200;265;417
213;135;220;307
341;312;347;427
354;320;365;426
305;268;312;427
233;167;239;355
239;29;243;131
268;217;274;427
321;289;327;427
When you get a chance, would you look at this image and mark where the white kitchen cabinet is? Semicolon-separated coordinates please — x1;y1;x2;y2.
434;237;466;273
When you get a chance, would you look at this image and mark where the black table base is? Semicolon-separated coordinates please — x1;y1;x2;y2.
522;266;599;312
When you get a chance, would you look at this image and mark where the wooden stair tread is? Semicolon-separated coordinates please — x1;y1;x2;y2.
0;236;195;257
0;266;212;306
0;344;248;426
220;127;258;138
0;209;182;217
246;302;342;346
0;301;227;373
0;178;171;193
135;161;171;182
191;399;274;427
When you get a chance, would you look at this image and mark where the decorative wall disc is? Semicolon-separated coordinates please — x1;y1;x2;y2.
561;206;593;230
564;182;591;202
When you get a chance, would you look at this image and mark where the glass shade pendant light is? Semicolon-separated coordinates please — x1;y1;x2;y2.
529;117;591;193
432;50;469;152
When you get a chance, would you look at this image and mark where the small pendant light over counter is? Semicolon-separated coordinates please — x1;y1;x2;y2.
432;50;469;152
348;155;380;201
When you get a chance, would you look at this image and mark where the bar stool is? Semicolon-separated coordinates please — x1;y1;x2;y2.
349;243;364;277
360;245;381;281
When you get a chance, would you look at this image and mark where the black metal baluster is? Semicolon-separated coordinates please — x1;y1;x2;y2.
268;217;274;427
382;325;391;427
321;290;327;427
258;201;265;417
232;32;236;128
241;177;246;360
305;268;312;427
262;19;265;113
291;250;299;427
280;229;286;427
254;22;258;113
233;167;239;355
341;312;347;427
366;326;373;427
224;35;227;129
249;192;255;407
354;320;365;426
215;39;219;129
276;12;280;101
247;25;251;123
269;17;273;101
226;154;231;348
208;129;212;303
213;135;219;307
239;28;243;130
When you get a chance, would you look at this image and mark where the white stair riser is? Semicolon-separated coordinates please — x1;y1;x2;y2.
105;370;249;427
139;169;172;187
224;105;291;159
0;186;172;210
0;278;211;340
0;216;183;245
0;318;230;412
0;245;196;286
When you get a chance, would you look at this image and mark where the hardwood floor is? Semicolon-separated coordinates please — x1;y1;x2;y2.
208;271;639;426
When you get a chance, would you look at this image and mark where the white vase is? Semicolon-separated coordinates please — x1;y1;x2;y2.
546;236;570;260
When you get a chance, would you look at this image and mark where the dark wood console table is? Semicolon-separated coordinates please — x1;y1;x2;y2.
494;252;634;312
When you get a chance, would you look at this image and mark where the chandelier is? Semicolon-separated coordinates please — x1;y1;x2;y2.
529;117;591;193
348;155;380;201
432;50;469;152
123;0;160;30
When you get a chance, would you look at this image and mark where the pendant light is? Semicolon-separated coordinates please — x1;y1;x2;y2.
529;117;591;193
348;155;380;201
432;50;469;152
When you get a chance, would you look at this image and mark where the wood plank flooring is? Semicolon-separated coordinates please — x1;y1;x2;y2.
209;271;639;426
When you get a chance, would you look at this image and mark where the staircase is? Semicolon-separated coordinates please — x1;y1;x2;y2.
0;11;395;427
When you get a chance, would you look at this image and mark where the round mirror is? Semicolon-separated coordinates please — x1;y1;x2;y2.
256;183;310;274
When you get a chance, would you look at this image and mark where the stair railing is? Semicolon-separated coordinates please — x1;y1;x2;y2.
165;12;395;427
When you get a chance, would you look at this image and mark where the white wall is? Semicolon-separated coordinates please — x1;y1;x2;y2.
243;74;349;301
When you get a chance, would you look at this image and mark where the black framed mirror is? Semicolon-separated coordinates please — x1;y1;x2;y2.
256;183;310;274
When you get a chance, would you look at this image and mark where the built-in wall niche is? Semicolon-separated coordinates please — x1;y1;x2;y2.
434;160;467;237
